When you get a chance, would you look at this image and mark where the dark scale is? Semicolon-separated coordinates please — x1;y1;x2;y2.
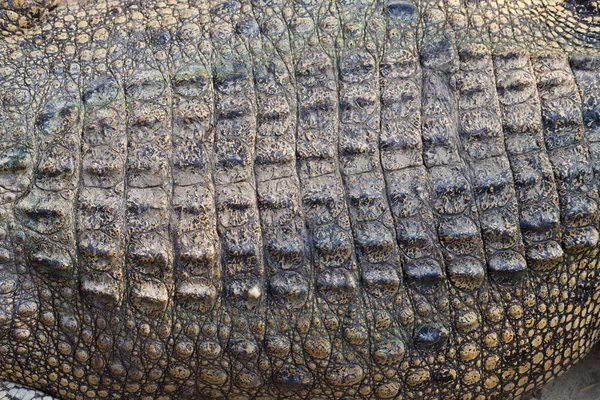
1;0;600;399
120;27;176;396
336;0;412;398
288;0;373;395
419;33;492;398
494;48;564;272
77;73;127;310
455;42;537;398
533;53;600;253
380;8;455;398
572;53;600;211
247;0;316;396
165;8;225;396
210;0;268;396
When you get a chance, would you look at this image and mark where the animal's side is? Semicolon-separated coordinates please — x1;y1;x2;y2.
1;0;600;399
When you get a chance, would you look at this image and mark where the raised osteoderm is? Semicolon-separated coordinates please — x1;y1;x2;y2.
1;0;600;399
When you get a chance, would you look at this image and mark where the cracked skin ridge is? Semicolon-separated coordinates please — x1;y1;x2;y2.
1;0;600;399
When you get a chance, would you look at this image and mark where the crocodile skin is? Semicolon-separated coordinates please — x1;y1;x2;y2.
1;0;600;399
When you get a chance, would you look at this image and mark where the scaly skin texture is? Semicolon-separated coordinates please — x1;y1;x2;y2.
0;0;57;34
1;0;600;399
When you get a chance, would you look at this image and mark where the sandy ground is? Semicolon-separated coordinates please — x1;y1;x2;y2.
530;344;600;400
